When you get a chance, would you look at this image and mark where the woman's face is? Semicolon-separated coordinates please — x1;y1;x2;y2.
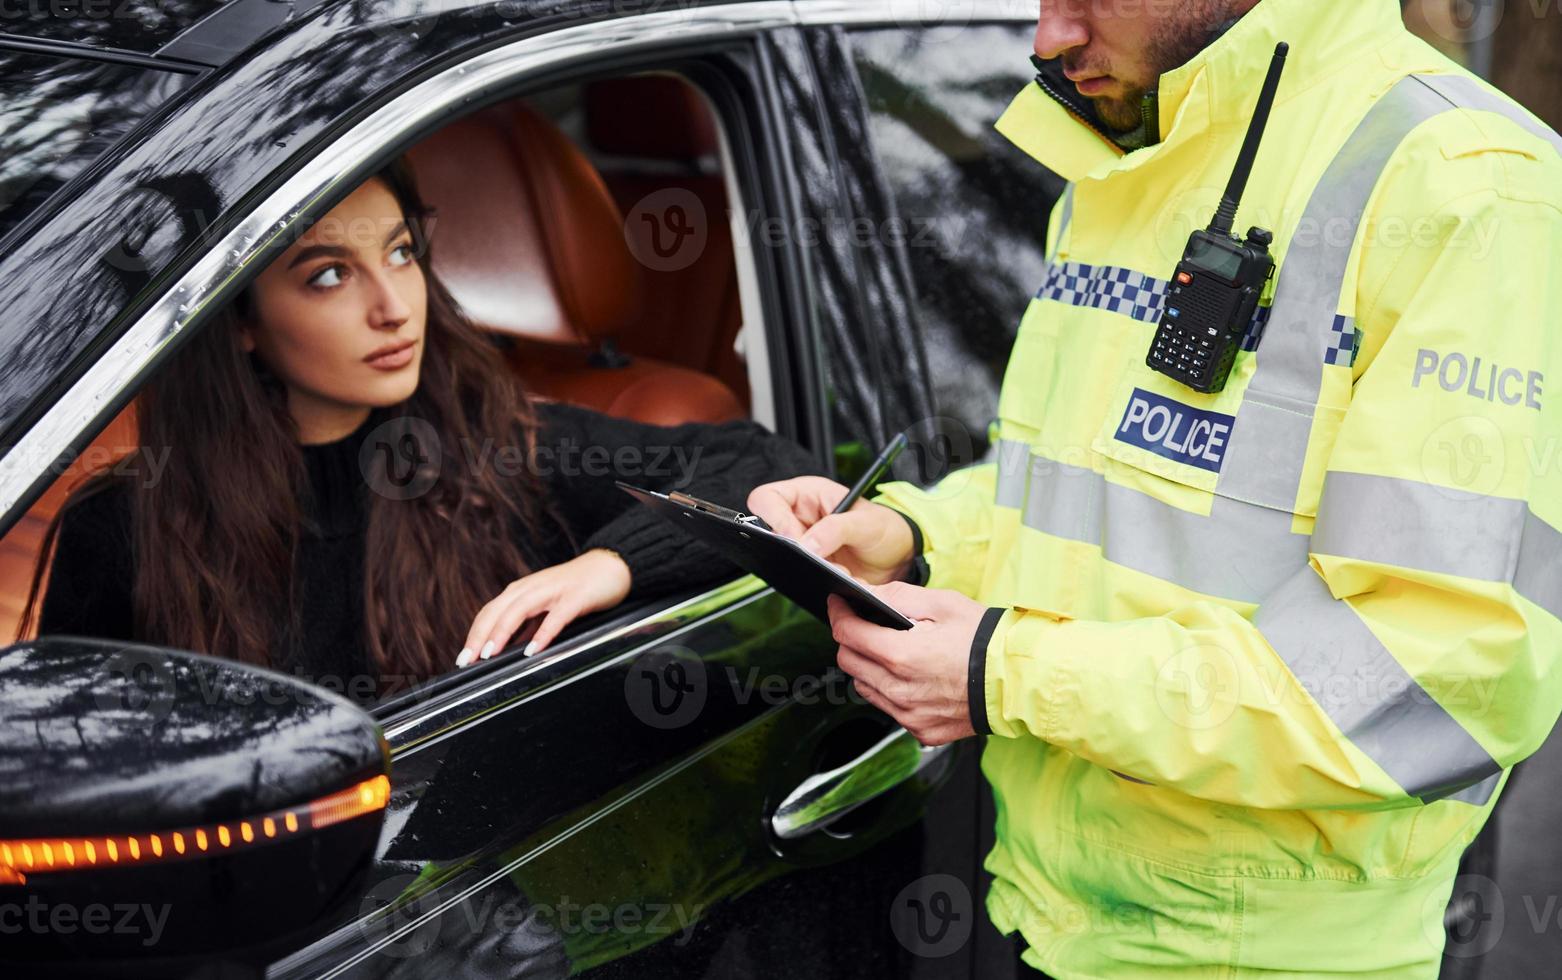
240;178;428;444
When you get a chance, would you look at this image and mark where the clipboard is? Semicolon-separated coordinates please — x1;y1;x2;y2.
617;482;915;630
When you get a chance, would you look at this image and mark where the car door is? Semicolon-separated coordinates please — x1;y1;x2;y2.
764;9;1069;979
272;31;984;980
0;4;988;978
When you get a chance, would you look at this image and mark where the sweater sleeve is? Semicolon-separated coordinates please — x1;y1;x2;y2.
37;480;136;642
534;402;826;599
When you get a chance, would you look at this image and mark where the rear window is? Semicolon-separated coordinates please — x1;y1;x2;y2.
0;52;194;245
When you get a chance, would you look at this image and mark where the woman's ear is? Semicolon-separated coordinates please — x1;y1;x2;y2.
237;317;257;354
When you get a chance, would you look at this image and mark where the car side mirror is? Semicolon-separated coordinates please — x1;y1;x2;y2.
0;638;391;977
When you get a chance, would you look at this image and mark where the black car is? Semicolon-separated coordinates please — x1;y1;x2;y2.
0;1;1066;976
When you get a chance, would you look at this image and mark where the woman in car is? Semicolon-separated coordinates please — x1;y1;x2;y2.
19;156;819;700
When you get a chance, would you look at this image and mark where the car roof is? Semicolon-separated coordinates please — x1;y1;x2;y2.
0;0;774;70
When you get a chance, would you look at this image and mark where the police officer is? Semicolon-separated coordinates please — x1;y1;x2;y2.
749;0;1562;976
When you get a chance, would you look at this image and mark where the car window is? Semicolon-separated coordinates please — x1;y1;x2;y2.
0;53;196;245
845;24;1065;458
0;65;784;708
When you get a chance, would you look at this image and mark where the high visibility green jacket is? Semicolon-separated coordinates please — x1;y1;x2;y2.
875;0;1562;975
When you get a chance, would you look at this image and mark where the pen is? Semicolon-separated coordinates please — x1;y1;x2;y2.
832;433;910;515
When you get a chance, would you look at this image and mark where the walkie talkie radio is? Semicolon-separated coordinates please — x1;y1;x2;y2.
1149;43;1290;393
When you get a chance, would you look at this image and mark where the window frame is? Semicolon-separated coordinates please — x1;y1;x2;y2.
0;7;814;737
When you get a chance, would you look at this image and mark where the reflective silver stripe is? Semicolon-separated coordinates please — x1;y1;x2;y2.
1515;510;1562;622
1019;454;1308;603
1021;454;1100;540
1314;472;1527;580
1218;73;1562;513
1415;74;1562;158
1216;76;1457;509
1313;472;1562;621
1448;771;1503;806
1048;184;1074;263
1255;569;1501;804
994;438;1030;509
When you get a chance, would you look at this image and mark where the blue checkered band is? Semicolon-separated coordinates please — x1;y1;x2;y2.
1036;261;1272;351
1037;261;1168;323
1242;306;1272;352
1324;315;1359;367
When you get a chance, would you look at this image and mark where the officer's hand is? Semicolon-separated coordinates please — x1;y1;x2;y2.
747;476;915;585
827;584;985;746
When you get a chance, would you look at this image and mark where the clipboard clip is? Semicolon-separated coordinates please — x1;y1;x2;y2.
667;491;771;530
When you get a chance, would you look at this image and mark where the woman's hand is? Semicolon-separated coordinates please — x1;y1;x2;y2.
746;476;915;586
456;549;631;667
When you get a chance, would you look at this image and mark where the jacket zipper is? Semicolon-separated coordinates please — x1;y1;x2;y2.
1031;71;1126;156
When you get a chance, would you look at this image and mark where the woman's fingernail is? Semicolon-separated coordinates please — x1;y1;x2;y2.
456;648;476;668
480;640;497;660
523;641;540;657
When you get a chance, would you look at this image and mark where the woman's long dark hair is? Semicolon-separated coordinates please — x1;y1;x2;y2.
19;157;564;685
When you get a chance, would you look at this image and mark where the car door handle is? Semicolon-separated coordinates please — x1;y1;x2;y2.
770;728;952;840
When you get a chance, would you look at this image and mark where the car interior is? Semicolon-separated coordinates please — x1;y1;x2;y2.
0;71;768;647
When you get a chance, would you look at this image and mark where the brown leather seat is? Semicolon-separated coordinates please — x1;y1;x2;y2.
406;100;745;426
584;76;749;405
1;401;139;642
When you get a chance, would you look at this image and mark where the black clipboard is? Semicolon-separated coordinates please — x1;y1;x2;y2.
617;482;915;630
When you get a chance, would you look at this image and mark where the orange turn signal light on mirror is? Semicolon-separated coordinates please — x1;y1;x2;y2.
0;774;389;883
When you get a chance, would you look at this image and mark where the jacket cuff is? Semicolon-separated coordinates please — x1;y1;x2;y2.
889;508;930;586
968;607;1007;736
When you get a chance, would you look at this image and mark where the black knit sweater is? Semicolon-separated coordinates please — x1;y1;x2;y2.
37;401;820;696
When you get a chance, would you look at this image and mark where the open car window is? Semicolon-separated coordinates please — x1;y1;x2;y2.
1;63;783;714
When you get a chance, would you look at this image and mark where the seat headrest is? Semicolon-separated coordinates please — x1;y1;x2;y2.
406;102;641;345
584;76;719;161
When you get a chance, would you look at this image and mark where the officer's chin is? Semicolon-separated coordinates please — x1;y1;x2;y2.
1090;95;1142;132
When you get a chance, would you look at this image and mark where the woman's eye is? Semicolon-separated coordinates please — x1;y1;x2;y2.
308;265;345;289
389;243;415;266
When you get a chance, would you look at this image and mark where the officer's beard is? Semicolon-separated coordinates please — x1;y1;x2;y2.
1082;2;1247;133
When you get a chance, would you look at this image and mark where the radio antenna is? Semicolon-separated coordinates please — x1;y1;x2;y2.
1209;42;1289;237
